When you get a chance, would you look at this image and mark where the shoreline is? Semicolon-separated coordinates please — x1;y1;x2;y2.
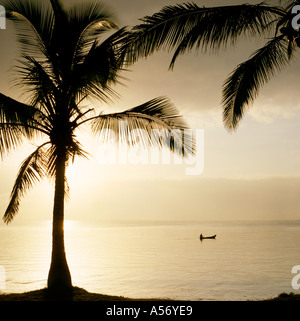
0;287;299;301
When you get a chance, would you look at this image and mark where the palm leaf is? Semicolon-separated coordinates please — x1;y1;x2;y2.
91;97;193;156
2;137;86;223
45;139;89;179
0;92;41;159
3;142;50;224
1;0;54;57
72;27;128;103
222;35;292;131
64;2;122;105
124;2;284;67
3;0;118;87
0;124;22;161
15;54;58;118
0;92;37;123
50;0;117;78
66;0;117;46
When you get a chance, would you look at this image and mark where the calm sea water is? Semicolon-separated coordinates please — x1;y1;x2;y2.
0;220;300;301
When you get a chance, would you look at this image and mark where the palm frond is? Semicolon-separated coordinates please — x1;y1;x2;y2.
72;27;128;103
66;0;117;46
67;138;89;164
50;0;117;74
45;139;89;179
0;92;37;123
15;55;58;117
0;92;42;159
50;0;64;17
3;142;50;224
0;124;22;161
1;0;54;57
123;2;283;67
222;35;292;131
91;97;193;156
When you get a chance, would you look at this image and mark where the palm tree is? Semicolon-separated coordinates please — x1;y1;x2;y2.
0;0;191;295
123;0;300;130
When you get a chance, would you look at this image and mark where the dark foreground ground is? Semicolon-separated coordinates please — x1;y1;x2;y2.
0;287;146;301
0;287;299;301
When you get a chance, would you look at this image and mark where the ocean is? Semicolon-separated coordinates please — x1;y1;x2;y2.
0;219;299;301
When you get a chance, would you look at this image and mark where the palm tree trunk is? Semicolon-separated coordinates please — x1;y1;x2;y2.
47;149;72;295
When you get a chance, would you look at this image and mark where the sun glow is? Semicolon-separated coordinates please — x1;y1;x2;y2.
64;220;77;231
65;160;86;187
44;219;76;231
65;153;113;197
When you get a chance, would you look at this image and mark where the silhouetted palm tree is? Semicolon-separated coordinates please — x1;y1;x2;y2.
0;0;191;294
124;0;299;130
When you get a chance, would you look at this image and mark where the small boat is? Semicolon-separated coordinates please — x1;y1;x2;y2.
200;234;216;240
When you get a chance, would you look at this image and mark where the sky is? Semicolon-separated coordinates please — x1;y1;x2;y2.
0;0;300;222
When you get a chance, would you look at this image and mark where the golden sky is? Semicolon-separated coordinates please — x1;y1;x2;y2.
0;0;300;222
